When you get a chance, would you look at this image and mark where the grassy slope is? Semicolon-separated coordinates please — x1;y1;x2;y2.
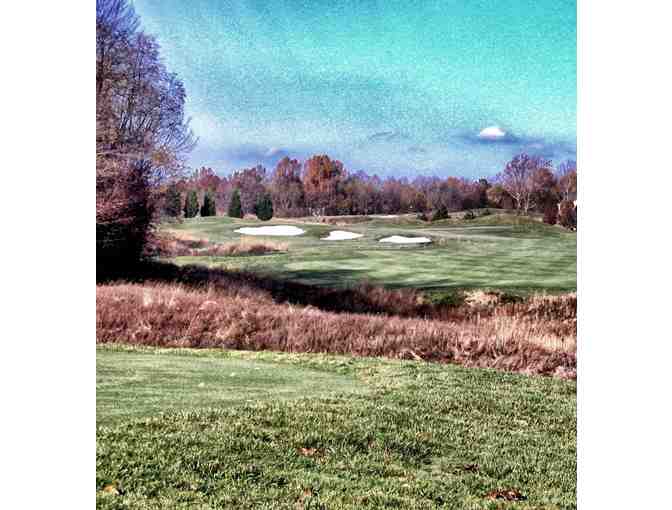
97;349;367;425
97;346;576;509
163;213;576;294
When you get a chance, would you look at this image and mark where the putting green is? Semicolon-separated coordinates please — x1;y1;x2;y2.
163;213;576;294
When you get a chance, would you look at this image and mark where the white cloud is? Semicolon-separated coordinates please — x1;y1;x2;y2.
265;147;283;157
478;126;507;139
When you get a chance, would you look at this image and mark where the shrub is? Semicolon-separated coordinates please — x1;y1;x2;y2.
432;205;450;221
463;210;476;220
425;290;465;308
96;160;154;275
200;190;217;217
543;204;558;225
184;190;200;218
254;193;274;221
228;189;243;218
152;233;287;257
479;208;492;217
558;200;576;230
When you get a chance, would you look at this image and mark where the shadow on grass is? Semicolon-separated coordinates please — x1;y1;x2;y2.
98;259;576;322
98;260;430;318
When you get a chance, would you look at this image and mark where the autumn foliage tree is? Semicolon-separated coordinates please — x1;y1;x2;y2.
340;172;381;215
486;184;514;209
303;155;346;216
543;203;558;225
270;157;305;217
230;165;267;215
558;200;577;230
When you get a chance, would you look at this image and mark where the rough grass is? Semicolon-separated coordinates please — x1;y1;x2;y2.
151;231;288;257
96;346;576;509
98;260;576;321
96;270;576;378
163;213;576;294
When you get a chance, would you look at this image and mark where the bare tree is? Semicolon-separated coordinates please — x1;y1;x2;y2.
96;0;196;273
497;154;552;214
556;160;577;202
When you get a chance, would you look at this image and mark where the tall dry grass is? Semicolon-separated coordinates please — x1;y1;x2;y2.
98;261;576;323
96;279;576;379
149;232;288;257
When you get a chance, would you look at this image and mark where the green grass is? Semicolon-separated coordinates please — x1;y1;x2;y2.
162;212;576;295
97;346;576;509
97;349;368;425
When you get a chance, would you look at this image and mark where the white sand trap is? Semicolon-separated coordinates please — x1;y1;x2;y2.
321;230;364;241
379;235;431;244
234;225;305;236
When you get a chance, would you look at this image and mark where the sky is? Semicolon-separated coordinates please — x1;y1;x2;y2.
133;0;576;179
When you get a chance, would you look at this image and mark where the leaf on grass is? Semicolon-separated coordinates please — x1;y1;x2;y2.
299;447;317;457
295;488;315;509
103;483;121;496
486;488;526;501
462;463;479;472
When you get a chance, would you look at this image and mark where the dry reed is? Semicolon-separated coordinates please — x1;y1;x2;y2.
97;280;576;379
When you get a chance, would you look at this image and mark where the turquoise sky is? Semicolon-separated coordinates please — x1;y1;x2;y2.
134;0;576;178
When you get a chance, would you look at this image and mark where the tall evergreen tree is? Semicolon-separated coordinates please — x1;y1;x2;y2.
228;189;243;218
200;190;217;217
163;183;182;218
254;193;274;221
184;190;200;218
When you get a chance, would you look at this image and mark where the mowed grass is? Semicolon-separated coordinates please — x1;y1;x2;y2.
97;346;576;509
97;348;367;425
163;213;576;294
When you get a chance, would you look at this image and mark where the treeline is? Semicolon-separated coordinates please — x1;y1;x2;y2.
166;153;577;228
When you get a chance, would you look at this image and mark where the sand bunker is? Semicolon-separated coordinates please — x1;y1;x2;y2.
234;225;305;236
379;235;431;244
321;230;364;241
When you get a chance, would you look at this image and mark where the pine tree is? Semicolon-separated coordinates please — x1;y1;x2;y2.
184;190;200;218
163;183;182;218
255;193;274;221
200;190;216;217
228;189;243;218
